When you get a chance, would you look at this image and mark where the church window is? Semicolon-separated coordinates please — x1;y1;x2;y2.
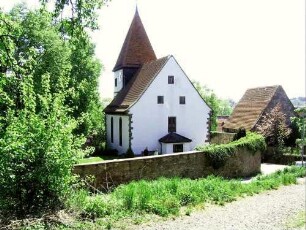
119;117;122;146
168;116;176;132
115;78;117;87
111;117;114;143
168;75;174;84
179;96;186;104
157;96;164;104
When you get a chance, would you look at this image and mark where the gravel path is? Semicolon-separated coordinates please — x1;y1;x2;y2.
133;179;305;230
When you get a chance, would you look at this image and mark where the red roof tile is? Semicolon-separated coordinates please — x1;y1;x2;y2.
223;86;279;130
113;9;157;71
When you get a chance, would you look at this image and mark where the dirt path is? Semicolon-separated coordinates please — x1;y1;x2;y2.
132;179;305;230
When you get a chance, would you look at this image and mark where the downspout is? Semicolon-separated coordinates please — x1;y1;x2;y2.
160;142;162;155
206;110;212;142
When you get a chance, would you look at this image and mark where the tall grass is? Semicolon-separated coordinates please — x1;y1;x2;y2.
67;166;305;220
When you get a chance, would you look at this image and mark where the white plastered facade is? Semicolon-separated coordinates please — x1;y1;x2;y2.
106;56;211;155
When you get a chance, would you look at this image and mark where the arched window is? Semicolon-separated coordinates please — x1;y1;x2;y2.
119;117;122;146
111;117;114;143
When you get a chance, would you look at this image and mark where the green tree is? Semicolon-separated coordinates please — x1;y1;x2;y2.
291;107;306;147
39;0;106;32
1;5;105;142
193;81;233;131
43;0;106;138
0;74;87;218
66;32;104;139
0;0;106;217
219;98;234;116
0;6;71;119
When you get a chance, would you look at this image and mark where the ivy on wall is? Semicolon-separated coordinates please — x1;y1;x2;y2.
196;132;266;169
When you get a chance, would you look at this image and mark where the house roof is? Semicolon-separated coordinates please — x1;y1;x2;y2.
113;8;157;72
223;85;281;131
104;55;170;113
159;132;192;143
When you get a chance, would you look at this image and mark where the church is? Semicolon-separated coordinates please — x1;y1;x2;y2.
104;9;211;155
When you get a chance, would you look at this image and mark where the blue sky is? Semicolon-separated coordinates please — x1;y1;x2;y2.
1;0;305;102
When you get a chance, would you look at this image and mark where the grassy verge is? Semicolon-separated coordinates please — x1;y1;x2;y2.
285;211;306;229
78;155;120;164
78;156;105;164
8;166;306;229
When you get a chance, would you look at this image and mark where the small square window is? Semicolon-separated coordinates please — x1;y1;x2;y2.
168;75;174;84
179;96;185;104
157;96;164;104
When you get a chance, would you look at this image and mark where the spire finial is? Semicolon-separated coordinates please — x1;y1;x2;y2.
135;0;138;13
113;0;156;72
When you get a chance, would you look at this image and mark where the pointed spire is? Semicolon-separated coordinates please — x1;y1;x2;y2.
113;8;157;71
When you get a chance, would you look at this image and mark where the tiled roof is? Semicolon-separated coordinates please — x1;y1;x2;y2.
113;9;157;71
159;132;192;143
223;85;280;131
104;56;170;113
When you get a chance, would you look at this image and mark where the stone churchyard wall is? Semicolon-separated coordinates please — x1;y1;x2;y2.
210;132;236;144
74;148;261;190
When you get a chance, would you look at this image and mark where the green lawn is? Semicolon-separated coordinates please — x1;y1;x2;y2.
285;211;306;229
78;156;120;164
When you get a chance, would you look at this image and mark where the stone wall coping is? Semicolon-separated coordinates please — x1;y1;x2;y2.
211;131;236;134
75;150;202;167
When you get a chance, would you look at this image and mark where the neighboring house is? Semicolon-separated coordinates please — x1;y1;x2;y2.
223;85;296;133
104;9;211;155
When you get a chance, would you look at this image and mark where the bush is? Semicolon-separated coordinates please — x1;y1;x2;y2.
196;132;266;169
233;128;246;141
125;148;135;158
0;76;86;218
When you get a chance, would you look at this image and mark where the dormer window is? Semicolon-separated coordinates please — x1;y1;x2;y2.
168;75;174;84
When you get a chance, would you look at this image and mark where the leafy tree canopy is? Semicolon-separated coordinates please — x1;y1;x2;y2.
40;0;106;31
0;0;107;217
193;81;234;131
1;3;104;138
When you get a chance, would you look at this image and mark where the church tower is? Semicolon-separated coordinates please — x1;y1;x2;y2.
113;8;156;96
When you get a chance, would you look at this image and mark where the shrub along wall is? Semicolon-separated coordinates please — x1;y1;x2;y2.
263;147;303;164
74;133;265;190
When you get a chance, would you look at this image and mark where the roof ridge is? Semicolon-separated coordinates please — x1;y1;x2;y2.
246;85;280;91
